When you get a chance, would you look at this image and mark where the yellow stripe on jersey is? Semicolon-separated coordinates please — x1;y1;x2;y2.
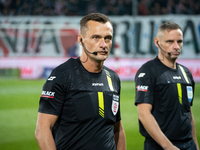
98;92;104;118
106;76;114;91
179;65;189;84
177;83;182;105
104;69;114;91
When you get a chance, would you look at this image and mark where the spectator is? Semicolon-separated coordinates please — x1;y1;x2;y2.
150;1;161;15
86;1;98;14
102;0;118;15
124;0;132;15
194;0;200;14
54;0;66;15
1;0;11;16
19;1;31;16
67;0;79;16
166;0;177;14
138;0;149;15
0;1;5;16
116;0;126;15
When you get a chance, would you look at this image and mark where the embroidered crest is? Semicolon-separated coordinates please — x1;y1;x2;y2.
112;94;119;115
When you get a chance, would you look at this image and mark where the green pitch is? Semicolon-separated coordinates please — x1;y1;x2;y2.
0;79;199;150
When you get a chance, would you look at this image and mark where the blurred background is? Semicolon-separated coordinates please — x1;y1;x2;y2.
0;0;200;150
0;0;200;81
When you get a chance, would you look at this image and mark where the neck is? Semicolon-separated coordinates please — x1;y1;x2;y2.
158;55;177;69
80;55;104;73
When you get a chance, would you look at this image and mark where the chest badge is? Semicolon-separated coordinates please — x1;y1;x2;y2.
112;94;119;115
187;86;193;102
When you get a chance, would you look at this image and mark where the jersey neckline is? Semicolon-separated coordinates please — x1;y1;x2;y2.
76;57;103;76
156;56;178;72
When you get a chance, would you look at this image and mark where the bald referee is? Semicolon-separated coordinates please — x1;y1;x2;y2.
135;22;199;150
35;13;126;150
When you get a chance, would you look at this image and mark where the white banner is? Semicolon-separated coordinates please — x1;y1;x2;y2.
0;15;200;58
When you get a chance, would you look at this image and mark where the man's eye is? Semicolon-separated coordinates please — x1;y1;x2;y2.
106;37;111;40
178;41;183;43
105;37;112;41
167;41;172;44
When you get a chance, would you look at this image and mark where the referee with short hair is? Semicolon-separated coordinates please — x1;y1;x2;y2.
35;13;126;150
135;22;199;150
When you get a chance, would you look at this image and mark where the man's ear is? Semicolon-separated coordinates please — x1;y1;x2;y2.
78;34;83;45
154;37;159;48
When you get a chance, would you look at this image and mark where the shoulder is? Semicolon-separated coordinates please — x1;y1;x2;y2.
137;58;158;73
177;63;191;73
47;58;78;82
141;58;158;69
103;65;119;76
55;58;77;71
135;58;159;80
177;63;193;78
51;58;77;74
103;66;120;81
44;58;79;89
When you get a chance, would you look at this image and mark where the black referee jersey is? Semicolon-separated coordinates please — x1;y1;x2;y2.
38;57;121;150
135;56;195;142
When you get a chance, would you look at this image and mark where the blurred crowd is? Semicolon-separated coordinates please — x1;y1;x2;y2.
138;0;200;15
0;0;132;16
0;0;200;16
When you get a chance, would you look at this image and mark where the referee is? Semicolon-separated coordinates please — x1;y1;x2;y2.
35;13;126;150
135;22;199;150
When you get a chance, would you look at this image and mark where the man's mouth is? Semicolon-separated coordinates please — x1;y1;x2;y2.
98;51;108;54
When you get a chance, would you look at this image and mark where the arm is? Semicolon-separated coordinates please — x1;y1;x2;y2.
35;112;58;150
114;120;126;150
137;103;179;150
190;109;199;150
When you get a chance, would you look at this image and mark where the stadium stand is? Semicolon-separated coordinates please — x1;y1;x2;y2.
0;0;199;16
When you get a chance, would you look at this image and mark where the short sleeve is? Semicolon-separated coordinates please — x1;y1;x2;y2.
135;66;155;106
38;69;66;116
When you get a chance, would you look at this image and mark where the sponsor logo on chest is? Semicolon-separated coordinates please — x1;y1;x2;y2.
92;83;104;86
173;76;181;80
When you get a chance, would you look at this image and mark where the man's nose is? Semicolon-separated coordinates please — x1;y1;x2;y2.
173;42;180;49
99;39;107;48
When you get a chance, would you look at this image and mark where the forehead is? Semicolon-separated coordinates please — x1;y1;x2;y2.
160;29;183;40
85;20;113;36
